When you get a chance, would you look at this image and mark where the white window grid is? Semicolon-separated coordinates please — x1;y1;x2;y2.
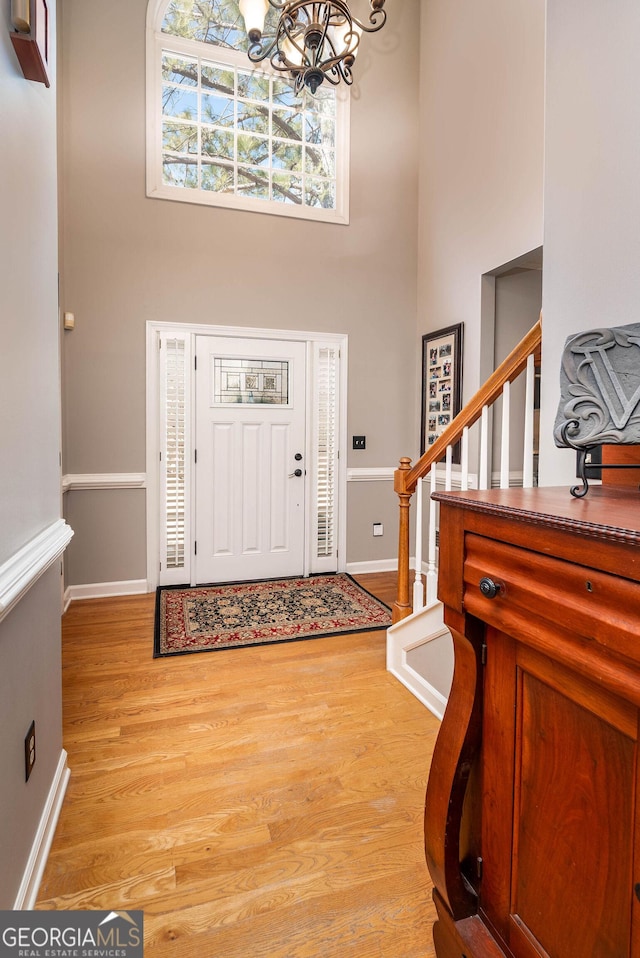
161;51;338;209
147;5;350;224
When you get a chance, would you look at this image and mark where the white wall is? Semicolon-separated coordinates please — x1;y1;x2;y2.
0;3;65;907
417;0;545;430
539;0;640;486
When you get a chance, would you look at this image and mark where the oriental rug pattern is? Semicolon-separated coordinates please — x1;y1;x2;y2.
154;573;392;657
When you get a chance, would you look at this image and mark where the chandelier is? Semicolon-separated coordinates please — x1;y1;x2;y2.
238;0;387;95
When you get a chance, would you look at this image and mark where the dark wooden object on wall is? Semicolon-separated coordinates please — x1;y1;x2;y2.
10;0;50;88
425;485;640;958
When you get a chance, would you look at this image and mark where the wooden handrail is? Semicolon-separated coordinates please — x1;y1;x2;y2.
398;318;542;498
392;317;542;622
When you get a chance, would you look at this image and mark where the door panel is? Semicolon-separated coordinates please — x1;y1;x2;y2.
195;336;306;583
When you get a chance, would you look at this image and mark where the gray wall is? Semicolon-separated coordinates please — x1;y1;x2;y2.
417;0;545;423
539;0;640;485
0;3;64;906
59;0;421;584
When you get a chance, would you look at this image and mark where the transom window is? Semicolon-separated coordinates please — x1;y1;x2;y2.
146;0;350;223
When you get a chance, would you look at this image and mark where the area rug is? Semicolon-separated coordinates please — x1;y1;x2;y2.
154;573;392;657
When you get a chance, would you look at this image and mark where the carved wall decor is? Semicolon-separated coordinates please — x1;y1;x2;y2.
554;322;640;448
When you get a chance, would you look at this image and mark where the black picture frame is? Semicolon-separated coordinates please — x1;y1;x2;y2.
420;323;464;460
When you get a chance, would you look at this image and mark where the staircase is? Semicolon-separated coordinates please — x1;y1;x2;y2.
387;318;542;717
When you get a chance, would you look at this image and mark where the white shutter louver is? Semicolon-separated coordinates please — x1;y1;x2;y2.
160;335;190;583
314;345;339;568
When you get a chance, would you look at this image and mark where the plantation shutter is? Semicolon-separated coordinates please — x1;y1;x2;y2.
311;344;340;572
159;333;191;584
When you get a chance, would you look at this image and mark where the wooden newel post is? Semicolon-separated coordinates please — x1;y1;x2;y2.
393;457;414;623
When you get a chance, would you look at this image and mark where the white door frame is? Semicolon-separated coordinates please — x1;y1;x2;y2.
146;322;348;592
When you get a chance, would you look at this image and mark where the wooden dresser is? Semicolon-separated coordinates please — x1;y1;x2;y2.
426;486;640;958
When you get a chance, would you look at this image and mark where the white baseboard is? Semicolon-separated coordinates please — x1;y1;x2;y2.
14;749;70;909
346;557;421;576
65;579;149;603
346;558;399;575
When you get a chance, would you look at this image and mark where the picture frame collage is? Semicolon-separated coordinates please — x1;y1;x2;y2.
420;323;463;459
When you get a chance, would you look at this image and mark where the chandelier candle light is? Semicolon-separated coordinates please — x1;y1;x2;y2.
238;0;387;95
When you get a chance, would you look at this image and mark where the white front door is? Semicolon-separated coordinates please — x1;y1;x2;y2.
194;336;307;583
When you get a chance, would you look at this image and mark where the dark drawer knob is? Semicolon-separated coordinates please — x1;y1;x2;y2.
479;577;500;599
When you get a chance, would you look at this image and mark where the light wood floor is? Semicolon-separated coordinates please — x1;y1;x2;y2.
37;573;439;957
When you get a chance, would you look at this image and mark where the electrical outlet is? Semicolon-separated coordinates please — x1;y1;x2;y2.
373;523;384;537
352;435;366;450
25;721;36;782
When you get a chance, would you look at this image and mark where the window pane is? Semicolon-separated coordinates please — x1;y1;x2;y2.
305;87;336;117
305;177;336;209
237;101;269;134
272;141;303;171
201;92;235;127
201;161;234;192
272;172;303;205
201;62;234;94
238;133;269;166
238;70;270;102
213;358;289;403
163;158;198;189
163;86;198;119
163;121;198;154
162;54;198;86
273;108;303;141
238;167;270;199
202;127;234;159
305;113;335;147
305;146;335;178
162;0;248;51
273;77;298;107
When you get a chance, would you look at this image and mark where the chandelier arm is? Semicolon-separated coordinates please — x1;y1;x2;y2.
281;13;307;67
247;32;280;64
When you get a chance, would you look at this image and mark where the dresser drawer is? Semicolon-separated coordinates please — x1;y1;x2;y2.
463;533;640;666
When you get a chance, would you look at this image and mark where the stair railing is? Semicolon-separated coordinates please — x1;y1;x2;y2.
393;318;542;623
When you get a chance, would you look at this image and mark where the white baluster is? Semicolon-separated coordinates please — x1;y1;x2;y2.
412;477;425;612
461;426;469;490
426;463;438;606
500;380;510;489
479;405;489;490
523;353;535;487
445;444;453;490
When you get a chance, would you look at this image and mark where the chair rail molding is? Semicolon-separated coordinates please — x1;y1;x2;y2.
62;473;147;492
347;467;396;482
0;519;74;624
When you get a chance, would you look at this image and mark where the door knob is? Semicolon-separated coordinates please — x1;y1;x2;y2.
479;577;500;599
294;453;303;461
289;469;303;478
